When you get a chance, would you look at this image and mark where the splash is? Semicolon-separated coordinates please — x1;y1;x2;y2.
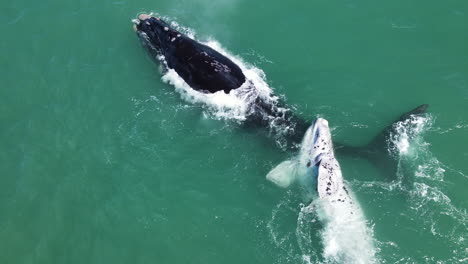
388;114;431;157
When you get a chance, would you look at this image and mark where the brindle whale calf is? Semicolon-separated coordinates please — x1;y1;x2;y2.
132;14;430;175
302;118;377;262
268;119;377;262
133;14;246;94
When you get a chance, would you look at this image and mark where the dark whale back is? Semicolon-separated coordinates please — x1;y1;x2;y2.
136;17;246;94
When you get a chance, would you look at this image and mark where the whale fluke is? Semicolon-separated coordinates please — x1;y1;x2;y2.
335;104;430;179
398;104;429;122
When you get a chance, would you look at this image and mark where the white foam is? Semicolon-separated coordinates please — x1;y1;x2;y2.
306;186;377;264
388;115;431;156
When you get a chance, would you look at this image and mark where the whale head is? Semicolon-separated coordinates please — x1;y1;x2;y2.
133;14;181;55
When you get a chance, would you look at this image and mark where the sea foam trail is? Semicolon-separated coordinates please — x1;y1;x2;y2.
309;191;376;264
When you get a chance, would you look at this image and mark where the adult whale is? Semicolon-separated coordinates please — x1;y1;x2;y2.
133;14;308;143
133;14;246;94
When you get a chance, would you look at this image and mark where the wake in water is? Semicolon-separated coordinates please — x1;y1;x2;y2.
299;192;376;264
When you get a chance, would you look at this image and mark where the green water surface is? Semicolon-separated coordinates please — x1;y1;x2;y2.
1;0;467;263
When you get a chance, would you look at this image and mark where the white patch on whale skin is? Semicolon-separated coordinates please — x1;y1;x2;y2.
138;13;151;20
316;156;343;197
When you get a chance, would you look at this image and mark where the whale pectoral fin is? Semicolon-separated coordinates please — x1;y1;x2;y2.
266;160;299;188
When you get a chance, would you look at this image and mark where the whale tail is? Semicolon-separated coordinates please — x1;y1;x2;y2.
397;104;429;121
336;104;430;179
266;104;430;187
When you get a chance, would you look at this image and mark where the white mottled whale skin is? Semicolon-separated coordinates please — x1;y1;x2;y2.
266;118;377;263
305;118;351;201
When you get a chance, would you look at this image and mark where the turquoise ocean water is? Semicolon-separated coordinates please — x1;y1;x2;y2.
1;0;467;263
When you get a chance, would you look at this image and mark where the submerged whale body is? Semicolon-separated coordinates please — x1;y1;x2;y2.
133;14;246;94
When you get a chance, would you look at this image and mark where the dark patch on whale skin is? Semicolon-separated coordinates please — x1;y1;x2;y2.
135;17;246;94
